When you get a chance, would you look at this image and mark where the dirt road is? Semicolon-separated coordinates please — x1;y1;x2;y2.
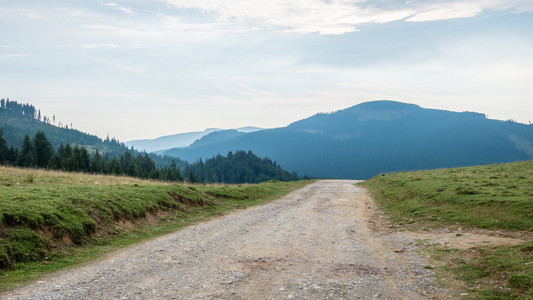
4;180;446;299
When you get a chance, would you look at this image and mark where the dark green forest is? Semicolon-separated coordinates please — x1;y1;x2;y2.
186;150;301;184
0;99;301;183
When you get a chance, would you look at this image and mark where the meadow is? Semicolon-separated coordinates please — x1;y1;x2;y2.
360;160;533;298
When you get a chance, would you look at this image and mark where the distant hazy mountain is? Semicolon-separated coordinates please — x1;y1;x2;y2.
126;127;264;153
161;100;533;179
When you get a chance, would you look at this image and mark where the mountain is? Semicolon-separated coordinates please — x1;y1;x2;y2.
126;127;264;153
187;130;245;149
161;100;533;179
0;99;183;168
0;99;299;183
0;99;127;156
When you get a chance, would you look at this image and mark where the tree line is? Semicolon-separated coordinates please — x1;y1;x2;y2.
0;98;37;120
0;130;301;183
185;150;301;184
0;130;183;182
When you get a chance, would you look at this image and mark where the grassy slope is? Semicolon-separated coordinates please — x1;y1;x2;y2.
0;166;311;291
360;160;533;299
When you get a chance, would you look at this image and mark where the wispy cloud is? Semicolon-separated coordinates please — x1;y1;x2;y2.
405;0;532;22
104;3;137;16
164;0;409;35
0;54;30;59
0;8;39;19
164;0;533;34
68;42;145;49
406;3;482;22
83;25;165;38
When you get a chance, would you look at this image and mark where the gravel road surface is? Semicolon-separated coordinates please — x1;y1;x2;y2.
4;180;447;299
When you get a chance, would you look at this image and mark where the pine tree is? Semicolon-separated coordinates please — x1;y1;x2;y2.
18;134;34;167
8;146;18;165
49;153;62;170
33;131;54;168
110;157;122;175
0;129;8;164
187;170;199;183
91;149;103;173
77;147;90;172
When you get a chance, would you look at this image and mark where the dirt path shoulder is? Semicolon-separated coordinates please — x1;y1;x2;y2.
4;180;448;299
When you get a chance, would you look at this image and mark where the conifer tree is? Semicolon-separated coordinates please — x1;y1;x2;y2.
91;149;103;173
110;157;122;175
0;129;7;164
8;146;18;165
18;134;34;167
33;131;54;168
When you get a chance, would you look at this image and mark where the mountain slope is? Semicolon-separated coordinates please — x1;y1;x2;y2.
162;100;533;179
1;103;126;156
0;99;183;168
126;127;264;153
125;128;221;153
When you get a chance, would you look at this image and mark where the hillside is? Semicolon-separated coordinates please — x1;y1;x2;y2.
0;99;192;170
0;101;125;157
162;100;533;179
125;128;221;153
126;127;264;153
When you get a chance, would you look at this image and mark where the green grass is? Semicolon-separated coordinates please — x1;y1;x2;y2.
359;160;533;231
421;242;533;299
359;160;533;298
0;166;312;291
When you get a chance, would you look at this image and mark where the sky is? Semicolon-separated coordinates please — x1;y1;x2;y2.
1;0;532;141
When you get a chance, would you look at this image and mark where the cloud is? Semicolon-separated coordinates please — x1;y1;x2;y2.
83;25;165;38
104;3;137;16
0;54;30;59
69;42;145;49
0;8;39;19
406;3;482;22
164;0;412;35
405;0;533;22
164;0;533;34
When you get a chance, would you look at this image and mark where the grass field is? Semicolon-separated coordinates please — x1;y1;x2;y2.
0;166;311;291
360;160;533;298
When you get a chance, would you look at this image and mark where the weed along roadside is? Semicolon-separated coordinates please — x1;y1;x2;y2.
360;160;533;298
0;166;313;291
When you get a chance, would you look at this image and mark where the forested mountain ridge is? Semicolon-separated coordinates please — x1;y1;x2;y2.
0;99;130;157
162;100;533;179
0;99;301;183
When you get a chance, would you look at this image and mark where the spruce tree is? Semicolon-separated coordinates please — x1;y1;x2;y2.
33;131;54;168
110;157;122;175
18;134;34;167
0;129;7;164
91;149;103;173
8;146;18;165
